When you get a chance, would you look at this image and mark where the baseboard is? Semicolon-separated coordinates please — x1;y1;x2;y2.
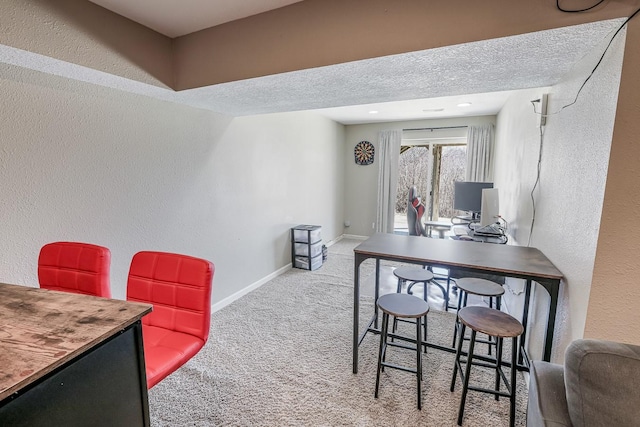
342;234;369;240
324;235;344;247
325;233;369;246
211;234;367;313
211;264;292;313
324;236;341;247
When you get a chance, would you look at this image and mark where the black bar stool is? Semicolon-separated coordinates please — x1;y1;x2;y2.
393;266;434;296
450;306;524;427
392;266;433;342
375;293;430;410
451;277;505;354
394;265;450;311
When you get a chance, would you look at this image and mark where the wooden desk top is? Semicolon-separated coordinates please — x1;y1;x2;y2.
0;283;152;401
354;233;563;281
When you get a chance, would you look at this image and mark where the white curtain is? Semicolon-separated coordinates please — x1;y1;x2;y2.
465;124;495;182
376;130;402;233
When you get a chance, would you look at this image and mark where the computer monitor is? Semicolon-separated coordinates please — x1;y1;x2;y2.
480;188;500;227
453;181;494;216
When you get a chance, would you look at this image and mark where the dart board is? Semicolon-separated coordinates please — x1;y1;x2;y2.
354;141;374;165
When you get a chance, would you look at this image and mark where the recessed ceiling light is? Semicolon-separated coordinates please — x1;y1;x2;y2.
423;108;444;112
457;102;472;107
369;110;379;114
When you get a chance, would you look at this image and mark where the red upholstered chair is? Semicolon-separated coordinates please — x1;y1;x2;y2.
126;251;214;389
38;241;111;298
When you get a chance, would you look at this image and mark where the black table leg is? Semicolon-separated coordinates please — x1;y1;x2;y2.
374;259;380;329
519;279;532;366
543;282;559;362
353;254;363;374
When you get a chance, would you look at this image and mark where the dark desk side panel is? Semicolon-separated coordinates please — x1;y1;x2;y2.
0;324;149;427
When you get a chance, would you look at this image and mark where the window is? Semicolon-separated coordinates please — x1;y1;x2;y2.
394;127;467;233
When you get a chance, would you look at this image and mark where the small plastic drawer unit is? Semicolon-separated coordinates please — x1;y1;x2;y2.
294;241;322;258
294;255;323;270
291;225;322;271
292;226;321;243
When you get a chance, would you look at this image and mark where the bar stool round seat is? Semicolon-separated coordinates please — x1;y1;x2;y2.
456;278;505;299
393;266;434;285
392;267;435;343
378;292;430;318
393;266;450;309
393;267;435;299
375;293;430;410
452;278;505;351
458;306;523;338
451;306;524;427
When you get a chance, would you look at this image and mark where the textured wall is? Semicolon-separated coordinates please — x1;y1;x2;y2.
0;63;345;302
494;30;624;361
492;87;549;342
586;20;640;342
172;0;636;90
0;0;173;88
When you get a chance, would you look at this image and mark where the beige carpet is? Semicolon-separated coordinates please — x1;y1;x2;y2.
148;238;527;426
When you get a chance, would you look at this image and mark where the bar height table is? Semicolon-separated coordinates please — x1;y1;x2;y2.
352;233;563;374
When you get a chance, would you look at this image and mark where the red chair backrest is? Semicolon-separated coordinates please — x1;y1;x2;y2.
38;241;111;298
126;251;214;342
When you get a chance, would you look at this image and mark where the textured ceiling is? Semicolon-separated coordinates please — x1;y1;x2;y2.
88;0;305;37
176;19;623;122
0;19;624;124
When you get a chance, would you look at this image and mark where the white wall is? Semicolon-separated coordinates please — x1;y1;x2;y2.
0;62;345;303
344;117;495;237
493;30;624;361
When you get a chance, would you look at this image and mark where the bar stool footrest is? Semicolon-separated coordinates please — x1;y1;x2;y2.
468;360;501;370
395;317;419;326
381;361;419;375
468;385;513;398
387;341;421;352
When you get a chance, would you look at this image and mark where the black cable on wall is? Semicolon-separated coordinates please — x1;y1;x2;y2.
527;3;640;245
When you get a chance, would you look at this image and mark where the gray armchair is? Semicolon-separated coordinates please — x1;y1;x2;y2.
527;339;640;426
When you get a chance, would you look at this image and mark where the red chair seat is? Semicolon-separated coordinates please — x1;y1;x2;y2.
142;325;205;388
126;251;214;389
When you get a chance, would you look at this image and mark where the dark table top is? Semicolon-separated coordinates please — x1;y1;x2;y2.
354;233;563;281
0;282;151;400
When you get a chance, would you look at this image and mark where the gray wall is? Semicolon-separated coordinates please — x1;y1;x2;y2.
494;30;624;361
0;62;345;304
